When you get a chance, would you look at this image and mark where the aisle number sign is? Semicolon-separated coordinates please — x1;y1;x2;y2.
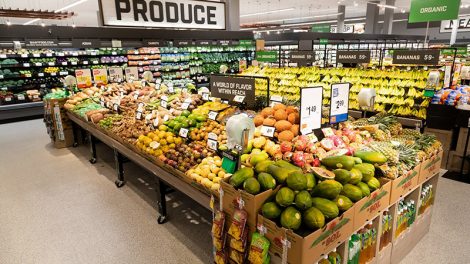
409;0;461;23
329;83;351;124
75;69;92;88
109;67;124;82
125;67;139;81
300;87;323;135
93;69;109;85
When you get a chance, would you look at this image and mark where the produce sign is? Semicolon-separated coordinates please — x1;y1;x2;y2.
256;51;278;63
300;87;323;135
143;39;166;46
290;51;314;66
329;83;350;124
336;51;371;64
108;67;124;82
311;24;330;33
409;0;461;23
25;39;58;48
210;75;256;109
440;15;470;33
125;67;139;81
75;69;92;88
93;69;109;85
392;50;440;65
99;0;226;30
72;39;100;48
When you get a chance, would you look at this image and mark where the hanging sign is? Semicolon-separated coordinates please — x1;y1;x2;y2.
174;40;192;47
440;16;470;33
75;69;93;88
143;39;165;47
195;40;214;46
409;0;461;23
125;67;139;81
290;51;314;66
210;75;256;109
108;67;124;82
311;24;331;33
329;83;350;124
99;0;226;30
256;51;278;62
72;39;100;48
25;39;58;48
392;50;440;65
444;64;452;88
336;50;371;64
93;69;109;85
300;87;323;135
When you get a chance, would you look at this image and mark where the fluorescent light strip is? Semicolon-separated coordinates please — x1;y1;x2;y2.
240;8;295;17
246;13;342;24
23;0;88;25
377;4;398;9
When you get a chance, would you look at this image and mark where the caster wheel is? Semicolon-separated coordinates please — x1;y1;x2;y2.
89;158;97;164
157;215;167;224
115;180;126;188
73;142;78;148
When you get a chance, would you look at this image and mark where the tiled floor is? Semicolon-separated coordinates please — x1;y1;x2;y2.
1;119;469;263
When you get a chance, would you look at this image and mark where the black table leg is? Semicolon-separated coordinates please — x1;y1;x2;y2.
114;149;126;188
71;122;79;147
89;133;97;164
460;127;470;176
155;178;168;224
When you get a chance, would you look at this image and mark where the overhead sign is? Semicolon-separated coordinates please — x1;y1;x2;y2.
256;51;278;62
25;39;58;48
392;49;440;65
336;50;371;64
409;0;461;23
441;47;468;56
143;39;165;46
311;24;330;33
290;51;314;66
75;69;93;88
196;40;214;46
174;40;192;47
300;87;323;135
440;15;470;33
210;75;256;109
99;0;226;30
330;83;350;124
72;39;100;48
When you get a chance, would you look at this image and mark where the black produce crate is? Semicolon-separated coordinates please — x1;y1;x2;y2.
426;104;457;130
456;109;470;128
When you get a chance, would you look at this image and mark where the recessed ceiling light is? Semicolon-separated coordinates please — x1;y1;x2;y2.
41;22;45;27
401;9;406;13
72;23;76;28
354;2;358;7
6;20;11;25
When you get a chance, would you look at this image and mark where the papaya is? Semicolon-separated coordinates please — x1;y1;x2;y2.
262;202;282;219
229;167;255;187
311;167;335;180
276;187;295;207
275;160;302;172
311;197;340;219
311;180;343;200
334;195;354;211
280;206;302;230
321;155;356;170
286;171;308;191
357;182;371;197
349;168;363;185
341;184;363;202
243;178;261;195
267;164;291;184
258;172;276;190
295;191;312;210
354;157;363;164
250;152;269;166
367;177;381;191
333;169;351;185
305;173;316;190
354;151;387;165
353;163;375;182
303;207;325;230
255;160;275;174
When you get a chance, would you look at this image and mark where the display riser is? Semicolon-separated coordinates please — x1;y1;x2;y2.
377;243;392;264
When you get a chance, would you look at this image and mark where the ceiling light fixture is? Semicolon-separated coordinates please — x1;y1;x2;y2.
240;8;295;17
72;23;76;28
6;20;11;25
23;0;88;25
401;9;406;13
354;2;358;7
376;4;398;9
246;12;343;24
41;22;45;27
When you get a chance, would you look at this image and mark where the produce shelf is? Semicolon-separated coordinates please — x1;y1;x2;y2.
66;112;211;211
0;101;43;120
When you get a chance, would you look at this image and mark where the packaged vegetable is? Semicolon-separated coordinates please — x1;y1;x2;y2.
227;209;247;240
214;250;228;264
212;209;225;239
229;248;246;264
229;226;248;253
247;232;270;264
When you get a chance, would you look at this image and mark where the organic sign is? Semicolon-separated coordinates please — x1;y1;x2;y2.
210;75;255;109
330;83;350;124
336;50;371;64
99;0;226;29
409;0;461;23
392;50;440;65
256;51;278;62
300;87;323;135
290;51;314;66
75;69;93;88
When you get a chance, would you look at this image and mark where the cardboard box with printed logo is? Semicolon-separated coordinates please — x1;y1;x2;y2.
389;164;421;205
354;179;392;230
418;151;443;184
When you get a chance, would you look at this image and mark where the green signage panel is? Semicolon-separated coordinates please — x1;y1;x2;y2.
256;51;278;62
409;0;461;23
312;24;331;33
319;39;329;45
239;40;254;47
441;47;468;56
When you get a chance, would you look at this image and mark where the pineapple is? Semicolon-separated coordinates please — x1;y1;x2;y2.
388;122;403;136
352;118;370;127
401;128;421;139
396;144;418;170
368;141;400;164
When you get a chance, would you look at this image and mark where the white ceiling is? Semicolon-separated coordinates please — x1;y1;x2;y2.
1;0;470;28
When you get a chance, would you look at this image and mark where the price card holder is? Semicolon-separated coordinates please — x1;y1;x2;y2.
221;99;229;104
0;54;7;58
113;103;120;113
221;151;238;174
207;132;218;151
100;97;105;107
179;128;189;138
329;83;350;124
153;116;160;128
168;83;174;93
161;96;168;108
261;125;276;138
181;102;190;110
208;111;218;120
182;87;188;94
202;92;210;101
133;90;140;100
23;63;30;67
233;95;245;103
270;95;283;106
300;87;323;135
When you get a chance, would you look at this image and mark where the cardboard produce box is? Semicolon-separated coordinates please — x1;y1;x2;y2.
257;208;355;264
389;164;421;205
418;151;443;184
354;179;392;230
221;179;275;227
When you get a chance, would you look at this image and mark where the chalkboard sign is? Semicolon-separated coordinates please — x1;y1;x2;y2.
392;49;440;65
336;50;371;64
210;75;256;109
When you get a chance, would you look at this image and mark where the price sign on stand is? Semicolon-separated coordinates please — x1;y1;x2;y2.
136;102;145;120
125;67;139;81
210;75;256;109
75;69;93;88
329;83;350;124
93;68;108;85
207;132;218;151
208;111;218;120
179;128;189;138
336;51;371;64
233;95;245;103
108;67;124;82
160;96;168;108
261;126;276;138
300;87;323;135
168;83;174;93
392;49;440;65
202;92;210;101
270;95;283;106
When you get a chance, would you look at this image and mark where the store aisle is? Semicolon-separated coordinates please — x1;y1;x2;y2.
0;119;212;264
